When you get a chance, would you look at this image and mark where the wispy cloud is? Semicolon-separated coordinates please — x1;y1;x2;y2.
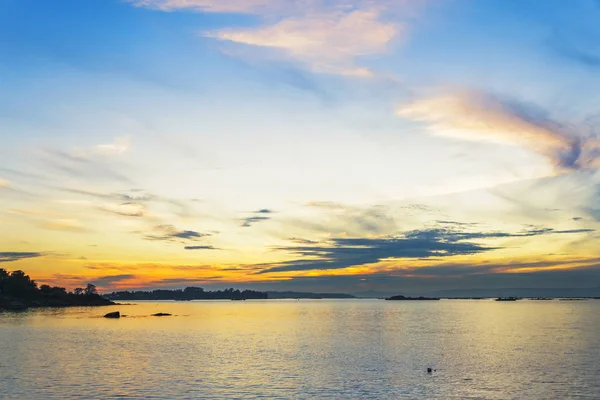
258;227;593;274
241;216;270;228
144;224;212;242
95;137;131;156
290;203;397;236
207;9;399;77
130;0;282;14
40;149;132;184
132;0;423;77
38;219;89;233
0;252;45;263
397;89;600;170
0;178;10;188
100;202;148;218
184;245;220;250
240;209;275;227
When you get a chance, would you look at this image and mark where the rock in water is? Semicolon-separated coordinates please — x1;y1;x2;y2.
104;311;120;319
152;313;172;317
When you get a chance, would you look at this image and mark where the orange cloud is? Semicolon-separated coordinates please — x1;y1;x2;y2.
397;90;599;170
132;0;425;77
130;0;283;14
208;9;399;77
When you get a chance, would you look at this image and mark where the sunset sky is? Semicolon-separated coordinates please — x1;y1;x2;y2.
1;0;600;294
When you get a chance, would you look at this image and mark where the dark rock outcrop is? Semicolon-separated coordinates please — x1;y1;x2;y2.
103;311;121;319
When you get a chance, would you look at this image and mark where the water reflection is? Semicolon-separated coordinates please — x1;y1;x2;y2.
1;299;599;399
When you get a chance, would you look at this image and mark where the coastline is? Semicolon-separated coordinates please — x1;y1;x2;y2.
0;296;115;311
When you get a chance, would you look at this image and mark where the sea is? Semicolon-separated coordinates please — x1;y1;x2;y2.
1;299;599;399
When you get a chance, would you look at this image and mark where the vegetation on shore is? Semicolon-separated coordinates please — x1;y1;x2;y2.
0;268;114;310
105;287;268;301
385;295;441;301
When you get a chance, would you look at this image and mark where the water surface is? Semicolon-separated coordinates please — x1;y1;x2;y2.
1;299;599;399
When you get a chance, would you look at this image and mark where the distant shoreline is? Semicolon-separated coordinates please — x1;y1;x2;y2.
0;296;115;311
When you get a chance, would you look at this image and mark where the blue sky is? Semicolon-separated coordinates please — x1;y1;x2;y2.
1;0;600;293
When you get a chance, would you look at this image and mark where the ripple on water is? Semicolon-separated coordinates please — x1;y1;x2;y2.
1;300;600;399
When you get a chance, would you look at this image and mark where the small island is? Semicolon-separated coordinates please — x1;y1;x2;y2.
385;295;440;301
0;268;114;310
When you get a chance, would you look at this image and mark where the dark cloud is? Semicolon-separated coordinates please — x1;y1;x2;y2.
288;238;321;245
172;230;206;239
241;216;270;227
257;227;594;274
240;209;276;227
184;245;219;250
0;252;45;263
243;264;600;297
116;193;156;202
144;225;212;242
490;95;586;170
256;209;274;214
435;220;478;227
99;202;148;218
90;274;137;287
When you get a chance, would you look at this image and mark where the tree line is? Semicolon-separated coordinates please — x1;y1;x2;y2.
106;286;268;300
0;268;113;309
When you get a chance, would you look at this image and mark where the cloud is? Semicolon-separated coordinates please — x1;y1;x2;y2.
184;245;219;250
240;209;276;227
244;261;600;295
548;27;600;69
397;89;600;170
95;137;131;156
290;203;397;236
129;0;282;13
38;219;89;233
132;0;421;77
207;8;399;77
40;149;132;184
144;224;212;241
241;216;271;228
100;202;148;218
0;178;10;188
257;227;593;274
0;252;45;263
90;274;138;288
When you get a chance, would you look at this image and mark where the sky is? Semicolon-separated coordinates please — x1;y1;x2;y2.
1;0;600;294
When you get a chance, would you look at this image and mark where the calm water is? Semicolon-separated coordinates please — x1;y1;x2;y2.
1;299;599;399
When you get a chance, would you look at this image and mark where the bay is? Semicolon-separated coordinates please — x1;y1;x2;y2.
1;299;599;399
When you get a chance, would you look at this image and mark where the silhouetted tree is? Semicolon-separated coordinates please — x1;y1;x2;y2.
0;268;8;295
40;284;53;295
85;283;97;296
4;270;38;298
0;268;114;309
